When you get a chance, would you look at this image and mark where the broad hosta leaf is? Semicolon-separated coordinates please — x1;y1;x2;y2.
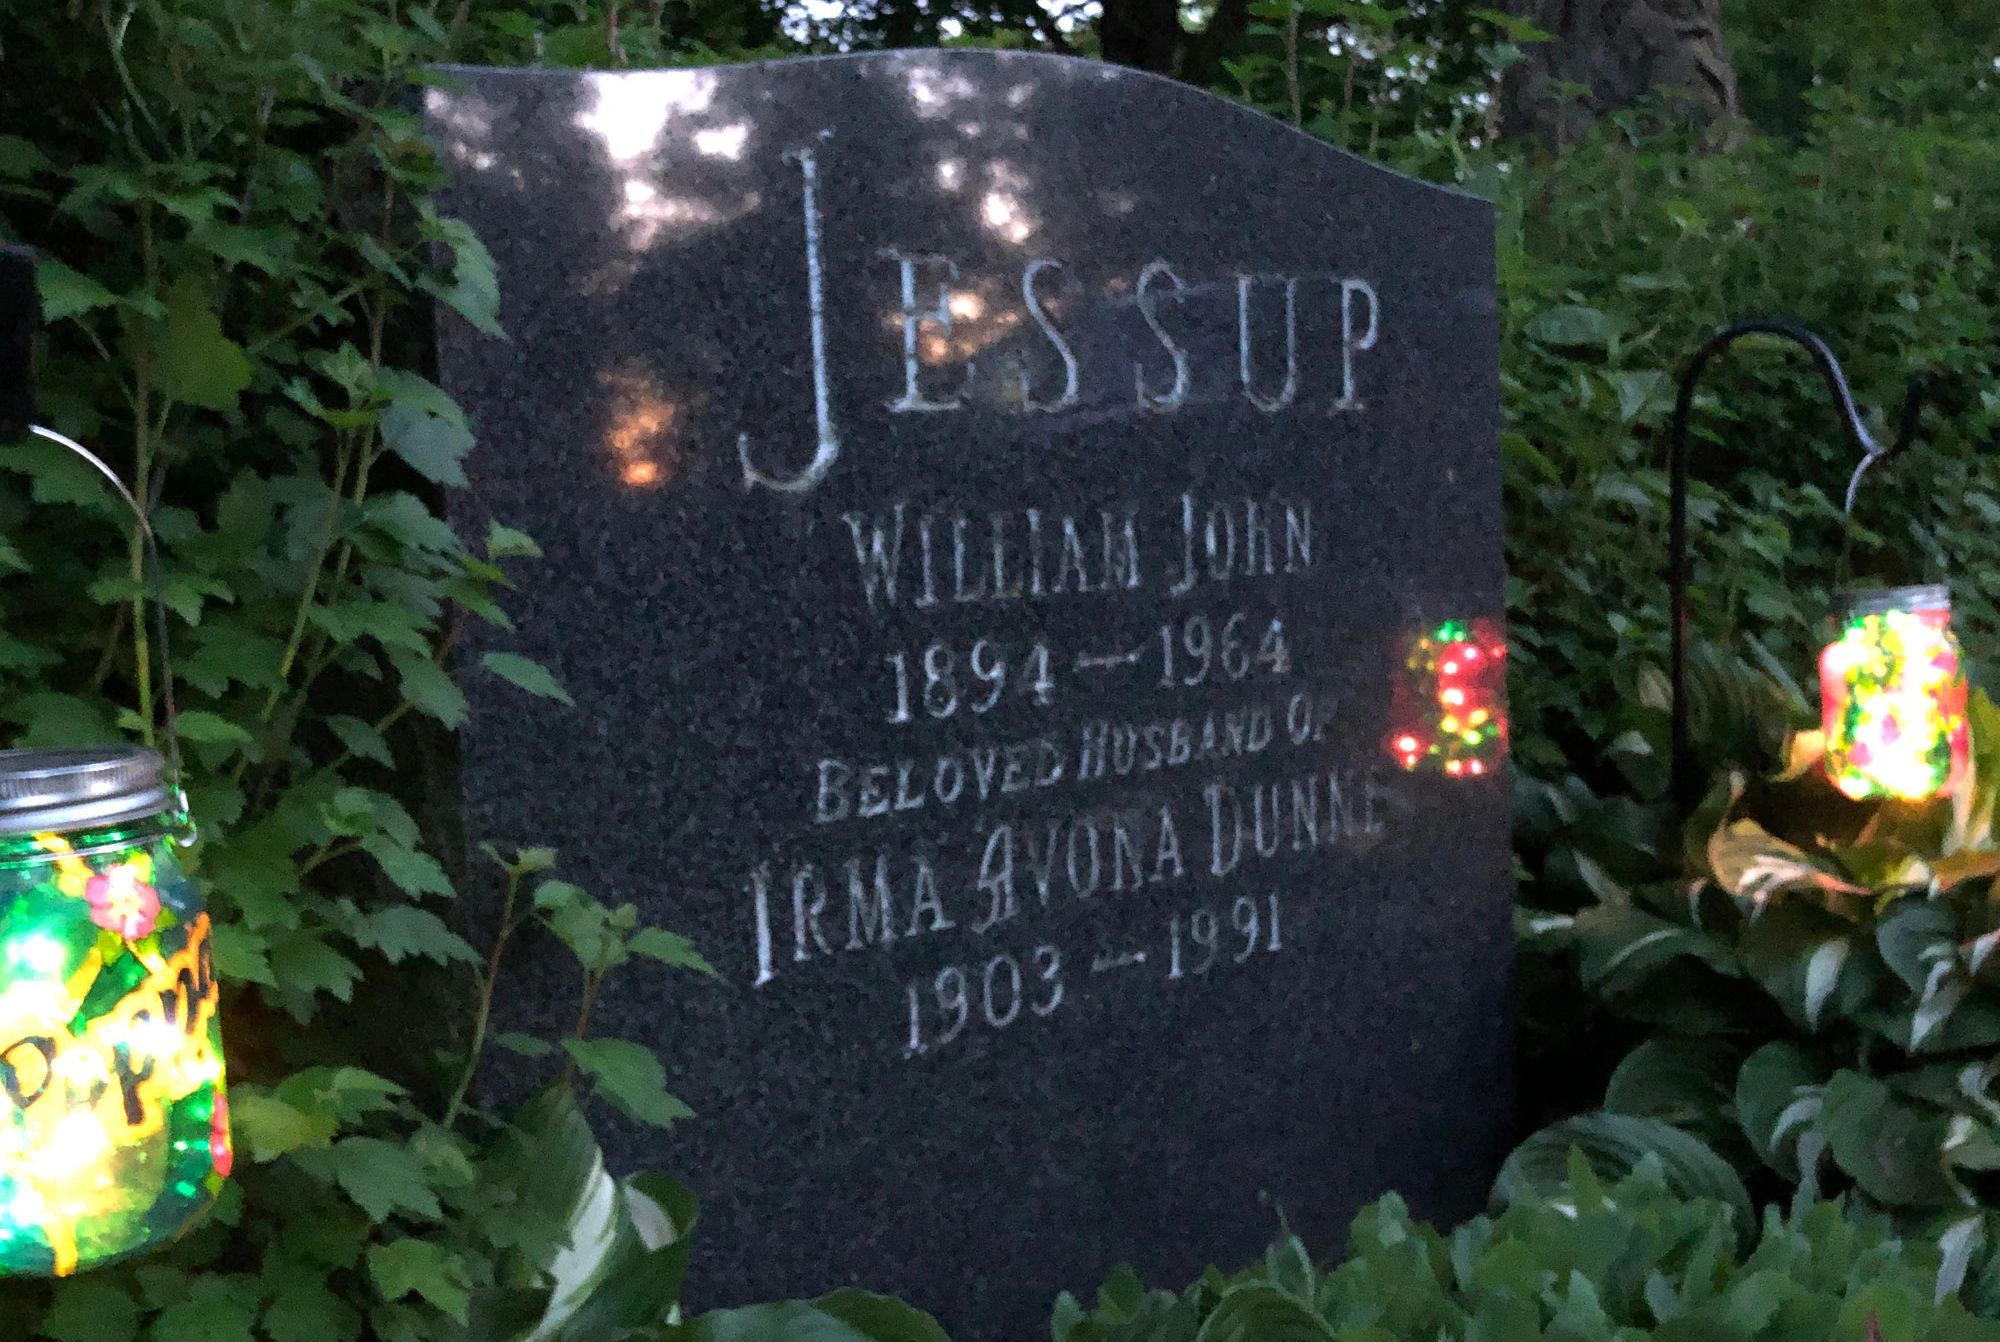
1878;899;1959;994
1492;1112;1754;1240
675;1292;953;1342
1573;901;1734;997
469;1088;702;1342
1709;819;1865;902
1192;1284;1337;1342
1735;1042;1823;1181
1736;900;1875;1031
1818;1070;1957;1208
1605;1037;1741;1131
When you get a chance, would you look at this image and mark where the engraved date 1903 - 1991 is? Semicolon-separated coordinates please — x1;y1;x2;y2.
902;893;1284;1057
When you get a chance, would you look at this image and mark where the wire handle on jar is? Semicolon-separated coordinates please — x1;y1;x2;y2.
1665;319;1936;809
25;422;191;840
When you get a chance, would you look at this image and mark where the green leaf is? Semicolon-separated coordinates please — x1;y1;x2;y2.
1735;1042;1823;1180
368;1239;472;1322
152;1297;256;1342
42;1281;139;1342
495;1031;554;1058
231;1089;337;1162
328;714;394;766
1523;304;1629;348
268;932;364;1009
388;648;467;728
212;922;278;986
562;1038;694;1129
36;260;117;322
426;216;502;337
380;399;474;487
678;1292;952;1342
276;1067;407;1124
324;1136;444;1223
358;835;454;899
174;708;254;744
7;693;117;747
1605;1037;1739;1130
1492;1112;1754;1241
488;521;542;559
0;133;51;178
1819;1070;1956;1207
628;927;718;977
482;651;574;706
348;905;479;966
156;275;252;412
263;1282;362;1342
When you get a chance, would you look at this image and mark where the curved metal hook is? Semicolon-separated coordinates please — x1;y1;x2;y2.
1666;321;1932;808
26;424;186;823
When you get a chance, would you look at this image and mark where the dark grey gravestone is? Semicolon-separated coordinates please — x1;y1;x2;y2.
0;246;35;441
428;51;1509;1341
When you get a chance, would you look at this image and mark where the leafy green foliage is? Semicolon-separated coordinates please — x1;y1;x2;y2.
0;5;717;1340
1521;679;2000;1308
1058;1159;1998;1342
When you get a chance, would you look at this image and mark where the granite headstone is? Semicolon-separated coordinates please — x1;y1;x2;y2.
428;51;1510;1340
0;246;35;442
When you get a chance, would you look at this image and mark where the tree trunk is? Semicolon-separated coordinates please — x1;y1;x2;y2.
1500;0;1741;146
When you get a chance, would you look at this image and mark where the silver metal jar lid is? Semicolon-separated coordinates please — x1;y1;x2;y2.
0;745;175;837
1839;582;1951;618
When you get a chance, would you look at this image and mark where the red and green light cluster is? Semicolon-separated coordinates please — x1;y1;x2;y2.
1820;595;1969;802
1389;619;1508;778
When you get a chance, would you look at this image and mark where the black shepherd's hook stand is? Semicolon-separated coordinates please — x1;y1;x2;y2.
1667;320;1931;808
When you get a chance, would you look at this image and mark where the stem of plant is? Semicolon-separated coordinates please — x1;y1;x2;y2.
561;966;607;1089
443;867;524;1131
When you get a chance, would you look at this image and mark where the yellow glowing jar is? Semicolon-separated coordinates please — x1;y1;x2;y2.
1819;584;1970;802
0;747;228;1278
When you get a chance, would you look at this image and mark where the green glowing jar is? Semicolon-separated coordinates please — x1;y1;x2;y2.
0;747;228;1278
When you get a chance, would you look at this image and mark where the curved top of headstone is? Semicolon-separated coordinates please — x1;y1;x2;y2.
429;47;1489;207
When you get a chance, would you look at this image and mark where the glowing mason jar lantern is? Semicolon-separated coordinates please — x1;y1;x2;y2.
1819;584;1969;802
0;747;228;1278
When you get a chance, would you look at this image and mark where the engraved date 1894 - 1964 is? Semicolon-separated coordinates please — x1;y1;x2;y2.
901;893;1284;1057
881;612;1292;724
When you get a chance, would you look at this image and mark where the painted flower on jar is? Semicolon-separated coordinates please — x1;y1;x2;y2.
209;1089;233;1179
83;862;161;941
